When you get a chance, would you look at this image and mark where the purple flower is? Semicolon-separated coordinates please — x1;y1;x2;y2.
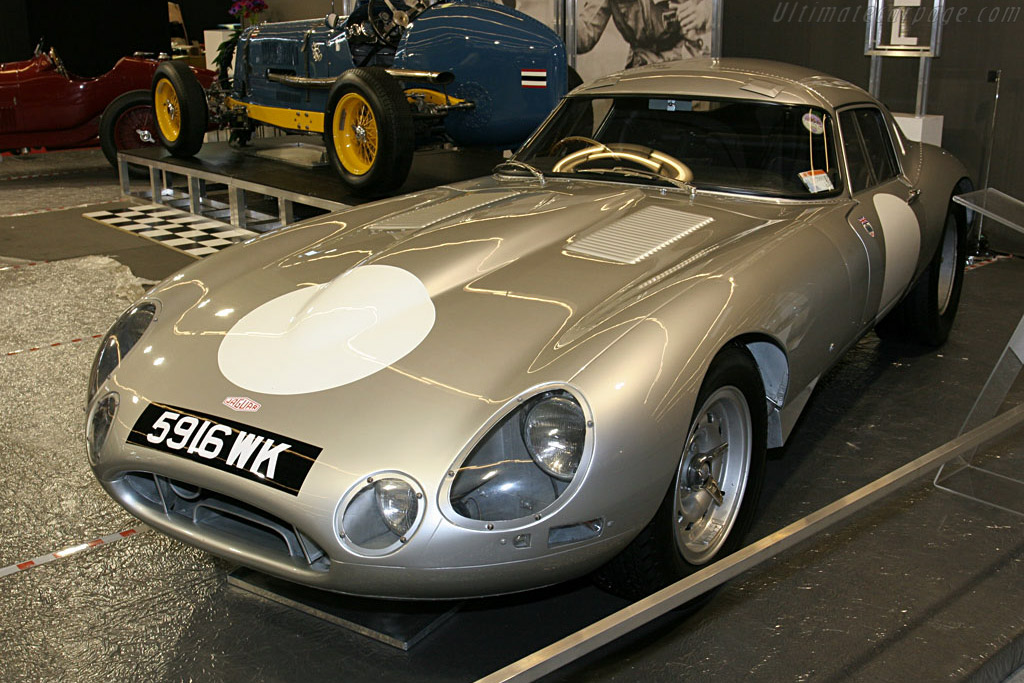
230;0;268;19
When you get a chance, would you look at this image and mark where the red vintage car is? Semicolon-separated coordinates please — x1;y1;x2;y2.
0;45;214;167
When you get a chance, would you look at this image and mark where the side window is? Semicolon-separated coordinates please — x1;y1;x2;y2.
854;108;899;184
839;110;871;194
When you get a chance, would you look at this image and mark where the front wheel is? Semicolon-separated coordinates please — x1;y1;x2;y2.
324;68;414;197
594;346;767;600
876;202;966;346
99;90;158;169
151;60;208;158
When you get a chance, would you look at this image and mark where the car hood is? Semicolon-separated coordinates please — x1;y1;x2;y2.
132;178;796;472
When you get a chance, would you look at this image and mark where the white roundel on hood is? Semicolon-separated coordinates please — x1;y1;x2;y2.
218;265;435;395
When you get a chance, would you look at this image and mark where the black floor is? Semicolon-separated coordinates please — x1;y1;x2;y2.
1;148;1022;682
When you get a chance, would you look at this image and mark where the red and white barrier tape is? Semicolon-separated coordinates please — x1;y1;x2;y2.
0;525;147;579
966;254;1012;271
3;200;121;218
4;334;103;357
0;169;91;182
0;260;50;272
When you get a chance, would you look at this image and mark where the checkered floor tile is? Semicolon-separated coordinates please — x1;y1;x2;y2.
83;204;258;257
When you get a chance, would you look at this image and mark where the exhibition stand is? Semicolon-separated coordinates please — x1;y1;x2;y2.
117;137;503;232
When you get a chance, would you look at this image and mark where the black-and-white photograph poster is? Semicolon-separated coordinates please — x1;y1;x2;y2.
575;0;716;82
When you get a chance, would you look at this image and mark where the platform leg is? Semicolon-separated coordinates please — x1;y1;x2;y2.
278;197;294;227
149;167;161;205
229;186;247;228
188;176;203;215
118;155;131;197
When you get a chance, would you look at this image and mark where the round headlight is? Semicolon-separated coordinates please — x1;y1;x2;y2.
86;392;119;466
90;302;157;400
338;473;424;555
522;395;586;480
374;478;418;537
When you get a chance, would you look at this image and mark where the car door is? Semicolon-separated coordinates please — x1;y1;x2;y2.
837;105;926;324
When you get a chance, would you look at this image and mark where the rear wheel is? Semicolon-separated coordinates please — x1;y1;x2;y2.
325;68;414;196
152;60;208;158
876;202;966;346
594;346;767;600
99;90;158;169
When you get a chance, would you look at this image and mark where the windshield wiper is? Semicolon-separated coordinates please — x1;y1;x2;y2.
574;166;693;191
493;159;546;185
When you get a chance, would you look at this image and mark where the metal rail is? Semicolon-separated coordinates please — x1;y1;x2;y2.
479;402;1024;683
117;151;350;232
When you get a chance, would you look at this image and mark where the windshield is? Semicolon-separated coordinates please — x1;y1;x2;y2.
514;96;841;197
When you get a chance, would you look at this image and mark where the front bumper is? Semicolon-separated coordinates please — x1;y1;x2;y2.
90;396;628;599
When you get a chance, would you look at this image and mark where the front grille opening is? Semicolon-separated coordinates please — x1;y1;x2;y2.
122;471;330;571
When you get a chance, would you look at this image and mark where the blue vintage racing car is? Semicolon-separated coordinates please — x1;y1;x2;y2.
150;0;569;195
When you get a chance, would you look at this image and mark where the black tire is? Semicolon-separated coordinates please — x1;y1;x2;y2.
594;345;767;600
99;90;158;170
324;67;414;197
875;201;966;346
151;60;208;158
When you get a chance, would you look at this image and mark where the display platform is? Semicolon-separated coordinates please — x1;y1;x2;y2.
228;567;461;651
118;137;505;232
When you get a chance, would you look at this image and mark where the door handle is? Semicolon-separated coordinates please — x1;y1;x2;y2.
906;188;921;205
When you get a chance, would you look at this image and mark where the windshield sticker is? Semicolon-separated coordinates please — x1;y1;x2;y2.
649;99;692;112
799;169;834;193
802;112;825;134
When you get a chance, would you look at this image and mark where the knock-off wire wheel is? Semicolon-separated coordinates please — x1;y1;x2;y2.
324;67;414;196
154;79;181;142
333;92;379;175
150;60;208;158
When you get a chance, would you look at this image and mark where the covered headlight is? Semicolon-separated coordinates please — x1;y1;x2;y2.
89;302;157;400
337;473;424;556
447;389;590;524
522;396;586;480
86;392;119;466
374;479;419;536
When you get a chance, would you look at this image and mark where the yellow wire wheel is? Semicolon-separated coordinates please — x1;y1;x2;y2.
150;60;209;158
333;92;378;176
325;67;414;196
154;78;181;142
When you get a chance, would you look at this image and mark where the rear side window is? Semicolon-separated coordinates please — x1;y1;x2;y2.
839;107;900;194
840;110;871;193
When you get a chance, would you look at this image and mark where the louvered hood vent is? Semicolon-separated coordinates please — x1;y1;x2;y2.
566;206;714;264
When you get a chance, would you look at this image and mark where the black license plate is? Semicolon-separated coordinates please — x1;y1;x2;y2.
127;403;323;496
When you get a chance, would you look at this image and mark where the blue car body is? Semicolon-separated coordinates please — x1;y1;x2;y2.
231;0;567;148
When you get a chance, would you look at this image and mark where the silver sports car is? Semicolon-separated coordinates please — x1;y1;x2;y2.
87;59;972;600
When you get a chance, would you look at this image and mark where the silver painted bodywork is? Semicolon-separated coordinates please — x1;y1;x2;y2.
89;59;970;599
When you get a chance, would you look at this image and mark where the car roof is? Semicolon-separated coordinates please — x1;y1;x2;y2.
574;58;877;110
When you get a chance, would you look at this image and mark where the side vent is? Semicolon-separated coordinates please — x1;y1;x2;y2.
566;207;714;264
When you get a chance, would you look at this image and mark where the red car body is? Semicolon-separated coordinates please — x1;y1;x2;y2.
0;50;214;152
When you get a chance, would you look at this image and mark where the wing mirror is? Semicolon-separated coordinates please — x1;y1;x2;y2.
325;12;340;29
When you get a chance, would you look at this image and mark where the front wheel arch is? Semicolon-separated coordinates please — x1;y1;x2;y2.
593;344;768;600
